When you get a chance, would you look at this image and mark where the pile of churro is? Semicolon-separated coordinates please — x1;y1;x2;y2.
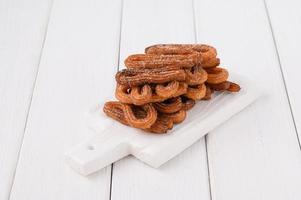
103;44;240;133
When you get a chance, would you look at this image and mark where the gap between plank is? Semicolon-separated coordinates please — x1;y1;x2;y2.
205;136;213;200
109;164;114;200
109;0;124;199
116;0;124;72
191;0;198;42
7;0;55;199
262;0;301;150
192;0;213;199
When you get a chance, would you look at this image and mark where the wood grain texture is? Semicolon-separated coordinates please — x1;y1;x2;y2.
111;0;211;200
9;0;122;199
264;0;301;142
194;0;301;199
0;0;52;199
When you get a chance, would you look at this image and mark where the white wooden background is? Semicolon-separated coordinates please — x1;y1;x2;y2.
0;0;301;199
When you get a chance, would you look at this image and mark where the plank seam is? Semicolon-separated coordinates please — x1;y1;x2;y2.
205;136;213;200
191;0;198;42
110;0;124;199
109;164;114;200
7;0;55;199
263;0;301;150
117;0;124;72
192;0;213;199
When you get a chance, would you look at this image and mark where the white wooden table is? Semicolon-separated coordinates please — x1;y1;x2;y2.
1;0;301;199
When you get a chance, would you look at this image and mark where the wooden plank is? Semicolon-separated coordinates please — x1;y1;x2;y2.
0;0;52;199
9;0;122;199
111;0;211;200
264;0;301;142
193;0;301;199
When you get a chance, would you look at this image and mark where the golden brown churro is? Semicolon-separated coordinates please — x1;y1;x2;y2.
202;85;213;100
103;101;157;129
181;96;196;110
116;68;186;87
154;97;183;114
115;82;188;105
185;66;208;85
205;67;229;84
125;53;200;69
184;84;207;100
145;44;218;68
